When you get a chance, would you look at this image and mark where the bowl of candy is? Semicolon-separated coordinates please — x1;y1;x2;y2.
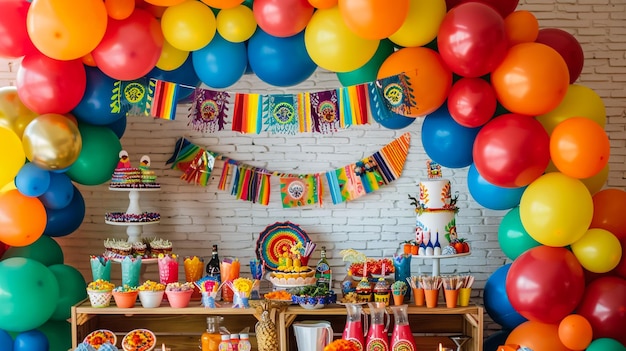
290;286;337;310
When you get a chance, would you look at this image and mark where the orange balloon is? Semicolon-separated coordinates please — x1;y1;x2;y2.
308;0;337;9
504;10;539;46
105;0;135;20
81;53;97;67
550;117;610;179
558;314;593;350
143;0;186;6
506;321;571;351
201;0;244;9
338;0;410;40
377;47;452;117
0;190;46;247
590;188;626;241
492;42;570;116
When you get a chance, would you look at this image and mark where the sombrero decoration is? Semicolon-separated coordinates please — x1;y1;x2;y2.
256;221;310;271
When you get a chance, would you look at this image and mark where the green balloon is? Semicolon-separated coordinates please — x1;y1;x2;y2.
337;39;395;87
66;124;122;186
47;264;87;321
497;207;541;260
586;338;626;351
2;235;64;266
0;258;60;332
37;320;72;351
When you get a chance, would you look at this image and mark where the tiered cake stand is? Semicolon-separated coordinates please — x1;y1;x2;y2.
105;187;160;243
414;252;470;276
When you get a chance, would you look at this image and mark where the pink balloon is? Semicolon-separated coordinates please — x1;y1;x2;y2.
446;0;519;18
0;0;37;58
473;113;550;188
437;2;509;78
16;53;86;115
447;77;497;128
536;28;584;84
253;0;314;38
92;9;164;80
506;246;585;324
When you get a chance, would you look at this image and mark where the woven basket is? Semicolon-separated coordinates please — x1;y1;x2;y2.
87;289;113;308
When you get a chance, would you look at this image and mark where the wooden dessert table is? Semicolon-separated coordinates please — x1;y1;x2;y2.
71;300;483;351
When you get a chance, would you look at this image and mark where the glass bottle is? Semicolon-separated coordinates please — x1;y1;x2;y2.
230;334;239;351
201;316;223;351
366;302;390;351
433;233;442;256
238;333;251;351
315;246;332;290
206;245;221;283
218;334;233;351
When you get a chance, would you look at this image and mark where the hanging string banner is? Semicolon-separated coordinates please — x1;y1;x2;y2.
166;133;411;207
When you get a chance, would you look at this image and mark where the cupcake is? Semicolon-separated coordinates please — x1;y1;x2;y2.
355;278;372;303
391;281;408;305
131;241;147;257
373;278;390;306
149;239;172;256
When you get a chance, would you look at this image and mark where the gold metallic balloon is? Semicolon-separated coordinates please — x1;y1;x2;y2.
0;86;38;138
22;113;82;170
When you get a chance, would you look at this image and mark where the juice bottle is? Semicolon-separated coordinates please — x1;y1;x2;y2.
238;333;251;351
230;334;239;351
218;334;233;351
201;316;223;351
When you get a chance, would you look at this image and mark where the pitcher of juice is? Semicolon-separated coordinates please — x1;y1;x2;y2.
366;302;390;351
342;303;369;350
389;304;417;351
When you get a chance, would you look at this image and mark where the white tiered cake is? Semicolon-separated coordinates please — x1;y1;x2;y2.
415;178;459;256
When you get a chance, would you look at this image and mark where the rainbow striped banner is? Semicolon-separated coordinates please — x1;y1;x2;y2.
147;79;179;120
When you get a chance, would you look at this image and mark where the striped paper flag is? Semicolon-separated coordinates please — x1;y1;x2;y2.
147;79;179;120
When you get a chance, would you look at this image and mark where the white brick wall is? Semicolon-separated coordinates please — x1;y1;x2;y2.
1;0;625;293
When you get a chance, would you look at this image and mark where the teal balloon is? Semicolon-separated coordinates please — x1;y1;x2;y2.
497;207;541;260
66;123;122;186
1;235;64;266
47;264;87;321
586;338;626;351
0;258;60;332
337;39;395;87
0;329;12;351
37;320;71;351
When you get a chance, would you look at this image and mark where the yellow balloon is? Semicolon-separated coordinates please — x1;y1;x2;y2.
0;87;38;138
520;172;593;247
545;161;608;196
304;7;379;73
161;1;217;52
156;40;189;71
22;114;82;171
217;5;257;43
0;126;25;187
536;84;606;135
571;228;622;273
1;181;17;193
26;0;108;60
389;0;447;47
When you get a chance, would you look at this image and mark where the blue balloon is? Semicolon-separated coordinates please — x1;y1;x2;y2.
72;67;126;126
248;29;317;87
14;330;48;351
467;163;526;210
368;84;416;130
483;264;527;330
43;186;85;237
0;329;13;351
38;172;74;210
421;105;481;168
15;163;50;197
483;330;511;351
106;115;127;139
192;33;247;89
148;54;200;102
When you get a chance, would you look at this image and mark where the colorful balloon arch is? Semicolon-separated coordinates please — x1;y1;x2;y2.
0;0;624;349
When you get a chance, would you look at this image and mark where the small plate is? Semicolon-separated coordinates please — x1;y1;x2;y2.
84;329;117;349
122;329;156;351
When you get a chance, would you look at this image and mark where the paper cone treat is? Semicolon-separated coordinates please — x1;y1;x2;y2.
121;256;142;287
158;254;179;285
183;256;204;282
220;257;240;302
90;256;111;282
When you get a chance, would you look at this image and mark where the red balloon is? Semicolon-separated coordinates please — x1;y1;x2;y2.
92;9;164;81
590;189;626;241
506;246;586;324
437;2;508;77
576;276;626;345
446;0;519;18
253;0;314;38
536;28;584;84
0;0;37;58
447;77;497;128
16;53;87;115
473;113;550;188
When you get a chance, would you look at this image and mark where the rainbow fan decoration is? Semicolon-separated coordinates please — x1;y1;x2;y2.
256;221;310;271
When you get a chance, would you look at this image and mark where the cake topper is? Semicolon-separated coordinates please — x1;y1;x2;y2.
117;150;131;169
427;160;442;179
139;155;151;170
